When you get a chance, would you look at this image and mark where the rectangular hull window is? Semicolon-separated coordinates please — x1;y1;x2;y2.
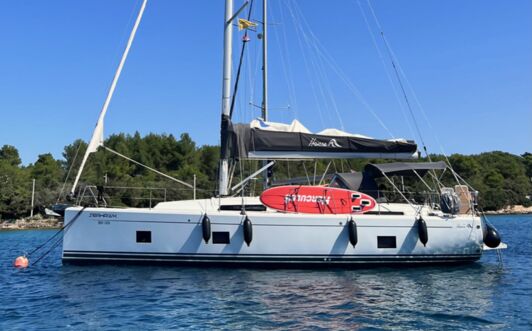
212;231;230;244
136;231;152;243
377;236;396;248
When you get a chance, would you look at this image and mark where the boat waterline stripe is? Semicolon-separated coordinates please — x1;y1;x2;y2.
63;251;480;264
62;257;480;264
63;257;478;264
64;250;479;257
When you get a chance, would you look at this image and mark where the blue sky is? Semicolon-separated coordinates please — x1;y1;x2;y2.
0;0;530;165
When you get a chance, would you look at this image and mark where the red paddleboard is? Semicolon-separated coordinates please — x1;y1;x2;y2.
260;185;377;214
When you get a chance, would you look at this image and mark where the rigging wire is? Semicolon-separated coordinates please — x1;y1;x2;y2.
355;0;415;139
365;0;464;187
276;3;299;118
286;0;395;138
318;161;332;186
312;160;318;185
381;172;421;213
56;140;83;203
285;0;327;128
314;53;345;130
288;2;343;130
302;162;311;185
284;0;346;131
286;0;342;129
102;146;193;188
232;26;256;195
332;160;338;174
229;0;255;118
390;47;462;185
293;5;345;131
237;8;262;124
71;0;148;196
365;0;428;156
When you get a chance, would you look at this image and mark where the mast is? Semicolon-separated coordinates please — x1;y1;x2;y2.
261;0;268;121
261;0;270;189
218;0;234;196
70;0;148;196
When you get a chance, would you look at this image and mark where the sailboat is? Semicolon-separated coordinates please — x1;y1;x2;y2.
61;0;505;266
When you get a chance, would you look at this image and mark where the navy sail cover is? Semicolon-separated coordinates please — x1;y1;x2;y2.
228;122;418;160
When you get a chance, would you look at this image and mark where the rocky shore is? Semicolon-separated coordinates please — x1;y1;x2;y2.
483;205;532;215
1;216;63;231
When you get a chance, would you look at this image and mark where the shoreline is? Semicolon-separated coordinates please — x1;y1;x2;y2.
483;205;532;215
1;218;63;231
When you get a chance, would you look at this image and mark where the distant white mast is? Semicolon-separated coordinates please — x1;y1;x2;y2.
70;0;148;196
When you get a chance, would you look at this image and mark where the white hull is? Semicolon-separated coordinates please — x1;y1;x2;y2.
62;198;484;267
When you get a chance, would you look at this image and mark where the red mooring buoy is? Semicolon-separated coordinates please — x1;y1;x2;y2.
14;256;29;268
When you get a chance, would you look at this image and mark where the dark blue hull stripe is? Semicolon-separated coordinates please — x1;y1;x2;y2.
63;250;481;265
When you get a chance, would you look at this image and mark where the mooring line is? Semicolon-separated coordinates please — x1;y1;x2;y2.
23;207;86;265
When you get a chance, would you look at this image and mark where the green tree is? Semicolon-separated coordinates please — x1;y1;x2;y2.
3;132;531;218
0;145;22;166
0;145;30;219
30;153;63;209
522;152;532;179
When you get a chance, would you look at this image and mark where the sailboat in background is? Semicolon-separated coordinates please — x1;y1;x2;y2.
60;0;505;266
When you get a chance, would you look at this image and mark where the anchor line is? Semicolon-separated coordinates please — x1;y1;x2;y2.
26;207;86;264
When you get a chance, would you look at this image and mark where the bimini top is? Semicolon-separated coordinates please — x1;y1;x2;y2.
228;119;419;160
363;161;447;177
328;161;447;197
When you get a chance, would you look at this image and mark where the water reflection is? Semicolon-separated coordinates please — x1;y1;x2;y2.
47;262;505;330
2;215;530;330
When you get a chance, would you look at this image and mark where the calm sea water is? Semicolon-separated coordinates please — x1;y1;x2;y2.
0;215;530;330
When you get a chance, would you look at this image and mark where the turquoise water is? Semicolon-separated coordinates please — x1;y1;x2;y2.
1;215;530;330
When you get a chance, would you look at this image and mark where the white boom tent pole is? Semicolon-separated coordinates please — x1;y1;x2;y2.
70;0;148;196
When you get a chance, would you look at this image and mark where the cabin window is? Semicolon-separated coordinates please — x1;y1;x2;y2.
377;236;396;248
365;211;404;215
136;231;152;243
212;231;230;244
219;204;266;211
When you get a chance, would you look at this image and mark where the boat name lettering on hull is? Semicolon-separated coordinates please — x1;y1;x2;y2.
89;213;118;219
